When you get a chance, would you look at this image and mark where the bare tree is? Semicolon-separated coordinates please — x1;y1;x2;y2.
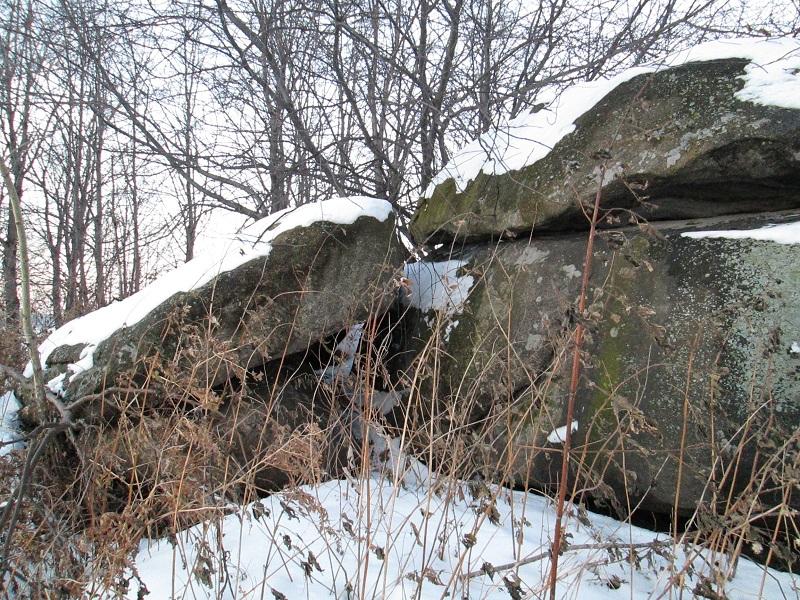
0;0;43;326
0;0;787;329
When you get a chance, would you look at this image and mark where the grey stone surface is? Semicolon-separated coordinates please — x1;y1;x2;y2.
40;214;405;415
405;212;800;514
413;59;800;242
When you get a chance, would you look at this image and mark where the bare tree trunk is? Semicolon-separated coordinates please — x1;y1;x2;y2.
39;177;65;325
93;82;105;308
180;11;199;259
130;85;141;293
0;0;38;327
416;0;433;191
478;0;493;133
0;156;43;409
182;87;196;261
2;207;19;326
65;62;89;317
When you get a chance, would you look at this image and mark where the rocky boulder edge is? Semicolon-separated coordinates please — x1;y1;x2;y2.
401;39;800;559
28;198;403;410
19;197;407;507
412;39;800;242
402;212;800;519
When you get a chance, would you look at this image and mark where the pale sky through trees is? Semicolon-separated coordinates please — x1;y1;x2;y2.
0;0;797;326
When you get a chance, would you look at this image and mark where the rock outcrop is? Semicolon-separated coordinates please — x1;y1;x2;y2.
20;198;406;500
32;199;405;414
404;212;800;514
404;38;800;518
15;38;800;537
413;51;800;242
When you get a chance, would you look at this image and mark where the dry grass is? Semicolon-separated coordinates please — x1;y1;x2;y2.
0;242;797;599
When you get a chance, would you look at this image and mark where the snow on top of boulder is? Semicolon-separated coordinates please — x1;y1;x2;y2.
424;37;800;198
27;197;393;381
682;219;800;244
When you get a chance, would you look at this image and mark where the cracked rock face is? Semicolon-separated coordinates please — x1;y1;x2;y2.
404;212;800;515
413;59;800;243
35;214;405;415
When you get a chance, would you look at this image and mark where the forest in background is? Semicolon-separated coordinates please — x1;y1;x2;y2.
0;0;798;335
0;3;799;597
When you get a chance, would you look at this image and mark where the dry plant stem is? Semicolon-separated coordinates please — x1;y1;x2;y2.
548;165;605;600
465;540;670;579
359;315;379;600
673;337;698;540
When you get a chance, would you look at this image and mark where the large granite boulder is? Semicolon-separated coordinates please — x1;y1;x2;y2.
413;52;800;243
26;199;405;419
402;211;800;515
18;199;404;511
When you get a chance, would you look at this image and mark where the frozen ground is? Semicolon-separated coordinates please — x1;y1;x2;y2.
0;389;795;599
108;473;799;600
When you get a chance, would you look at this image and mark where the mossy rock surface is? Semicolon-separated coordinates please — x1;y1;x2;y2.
52;214;405;408
407;211;800;514
413;59;800;243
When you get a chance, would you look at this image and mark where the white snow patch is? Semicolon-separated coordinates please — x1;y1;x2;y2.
404;260;474;313
26;197;393;388
46;373;66;395
108;477;799;600
547;420;579;444
403;260;475;340
681;220;800;244
424;37;800;197
0;391;21;456
790;341;800;354
316;322;364;383
736;45;800;109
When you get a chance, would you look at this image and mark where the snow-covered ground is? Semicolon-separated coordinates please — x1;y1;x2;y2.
0;392;21;457
425;37;800;197
0;377;796;599
25;197;393;392
107;473;798;600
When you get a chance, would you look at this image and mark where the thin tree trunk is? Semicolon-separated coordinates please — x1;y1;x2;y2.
478;0;493;133
2;206;19;326
130;120;141;293
0;156;43;410
93;88;105;308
